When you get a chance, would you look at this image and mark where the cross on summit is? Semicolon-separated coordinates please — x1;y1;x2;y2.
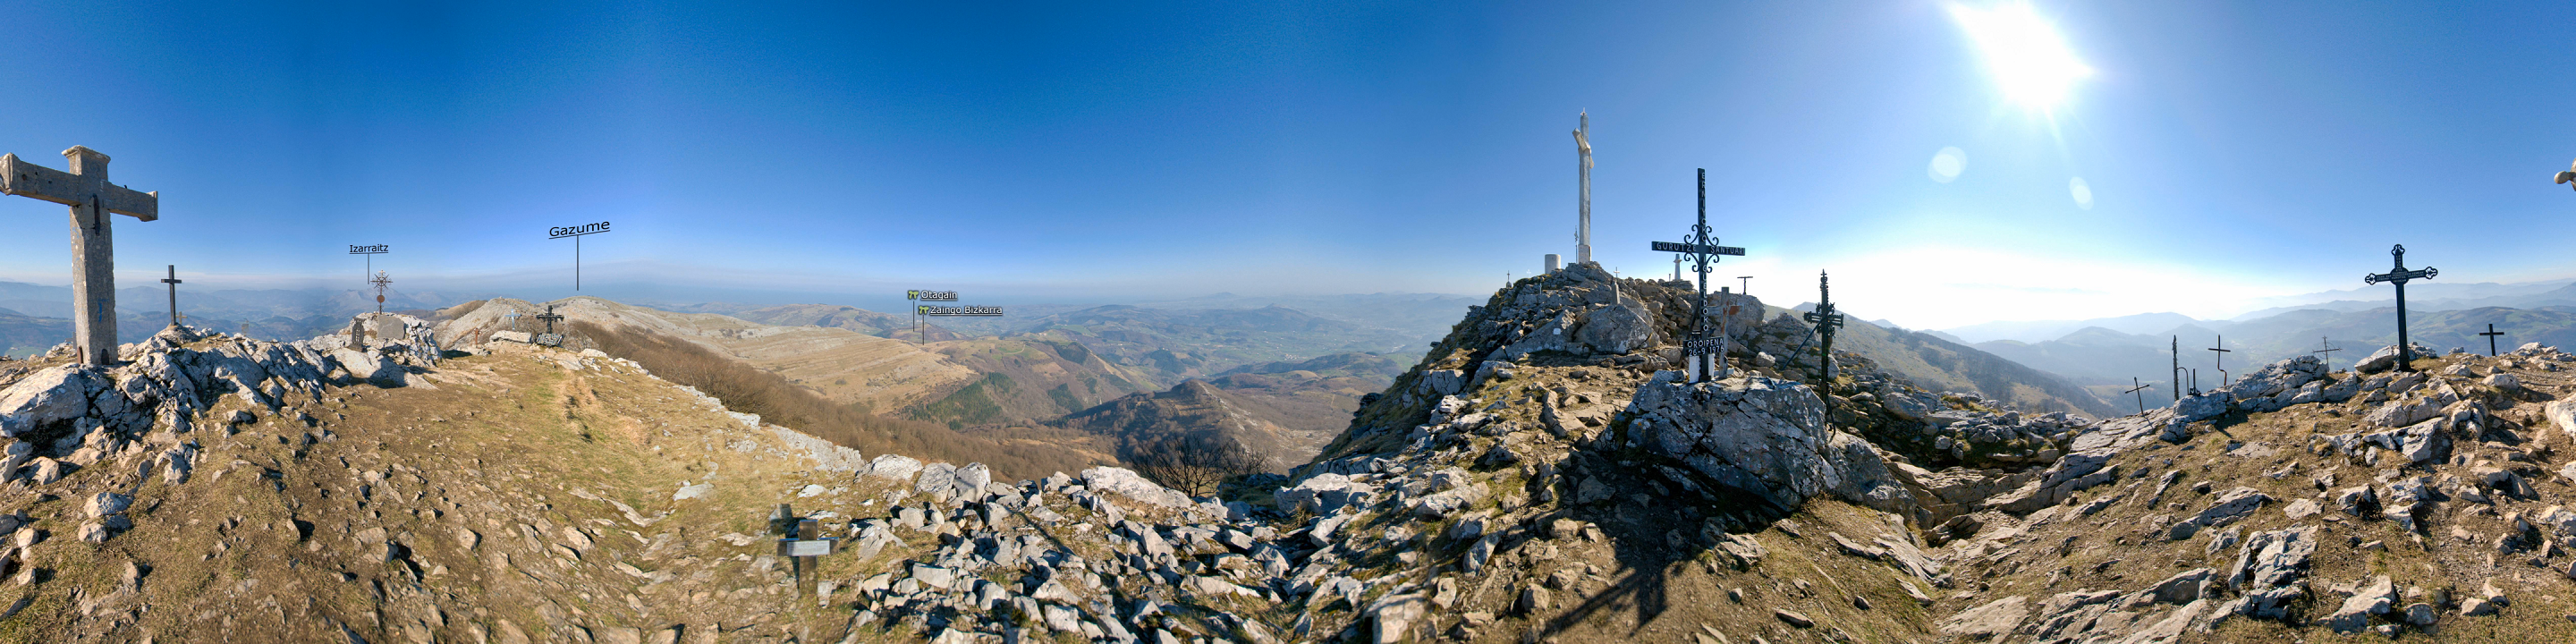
2363;244;2436;372
1650;168;1748;384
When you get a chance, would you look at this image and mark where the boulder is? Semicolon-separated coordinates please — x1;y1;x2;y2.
1623;373;1914;513
2352;343;2438;374
0;366;110;437
1081;466;1194;508
1573;301;1654;355
1276;473;1376;514
2226;526;2318;621
2315;575;2394;633
1939;596;2028;638
861;453;924;484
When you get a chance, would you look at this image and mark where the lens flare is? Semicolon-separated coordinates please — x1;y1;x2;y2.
1948;2;2093;112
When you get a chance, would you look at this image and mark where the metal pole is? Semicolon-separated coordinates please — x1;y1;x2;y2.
2394;282;2410;371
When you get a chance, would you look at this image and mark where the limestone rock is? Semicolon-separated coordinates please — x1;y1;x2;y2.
1623;373;1914;513
1081;466;1194;508
1573;301;1654;355
1939;596;2028;638
1276;473;1375;514
2352;343;2438;374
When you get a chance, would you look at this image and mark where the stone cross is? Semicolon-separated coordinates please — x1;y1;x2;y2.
2123;377;2154;415
2207;335;2233;386
2362;244;2436;372
2479;324;2504;356
1650;168;1748;384
0;147;160;365
159;265;183;327
369;271;393;313
1802;271;1846;381
1572;112;1592;266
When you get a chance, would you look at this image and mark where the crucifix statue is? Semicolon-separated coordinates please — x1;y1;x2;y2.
1572;112;1592;267
0;147;161;365
2479;324;2504;356
160;265;184;328
1650;168;1748;384
2362;244;2436;372
1803;271;1846;382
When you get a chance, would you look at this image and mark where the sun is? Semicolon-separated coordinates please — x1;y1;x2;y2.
1948;2;2093;113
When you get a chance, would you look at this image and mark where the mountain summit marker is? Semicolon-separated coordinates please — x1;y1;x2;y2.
1803;271;1845;381
2479;324;2505;356
2363;244;2436;372
0;146;161;365
1652;168;1747;384
1572;112;1592;266
158;265;182;326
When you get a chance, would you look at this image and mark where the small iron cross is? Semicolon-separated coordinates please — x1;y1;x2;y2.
2479;324;2505;356
2363;244;2436;372
2123;377;2154;415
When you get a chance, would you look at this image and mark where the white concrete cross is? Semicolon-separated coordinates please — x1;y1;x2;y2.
1;147;160;365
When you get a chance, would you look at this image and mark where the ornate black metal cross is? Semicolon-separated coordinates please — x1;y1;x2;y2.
1802;270;1846;381
2362;244;2436;372
534;305;565;335
2479;324;2504;356
2207;335;2232;386
2123;377;2154;414
2312;336;2342;365
158;265;182;329
368;270;393;314
1649;168;1747;384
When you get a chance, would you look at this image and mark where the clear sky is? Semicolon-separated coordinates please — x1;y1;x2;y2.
1;1;2572;328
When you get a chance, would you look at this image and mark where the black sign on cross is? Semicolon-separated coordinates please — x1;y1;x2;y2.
1802;270;1846;381
158;264;182;329
2123;377;2154;415
2313;336;2342;366
2479;324;2505;356
1649;168;1749;384
2207;335;2233;387
2362;244;2436;372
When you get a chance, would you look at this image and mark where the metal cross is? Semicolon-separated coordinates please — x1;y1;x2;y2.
159;265;183;328
0;147;161;365
2312;336;2342;365
1802;271;1846;381
368;271;393;313
1649;168;1749;384
2479;324;2504;356
2123;377;2154;415
2207;335;2233;387
534;305;566;335
2169;335;2182;401
1737;275;1752;296
770;504;837;597
2362;244;2436;372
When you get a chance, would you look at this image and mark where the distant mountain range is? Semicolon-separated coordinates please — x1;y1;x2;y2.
1970;306;2576;401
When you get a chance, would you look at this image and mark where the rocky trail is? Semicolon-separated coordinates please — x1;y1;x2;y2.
4;266;2576;642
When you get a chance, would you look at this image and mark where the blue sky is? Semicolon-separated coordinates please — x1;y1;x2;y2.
1;1;2572;328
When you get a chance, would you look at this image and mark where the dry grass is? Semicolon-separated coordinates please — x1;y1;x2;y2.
572;321;1102;480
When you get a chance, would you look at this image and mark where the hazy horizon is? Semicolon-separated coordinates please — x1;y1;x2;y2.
5;2;2574;331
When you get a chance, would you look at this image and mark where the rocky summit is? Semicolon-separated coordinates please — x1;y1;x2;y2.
4;271;2576;643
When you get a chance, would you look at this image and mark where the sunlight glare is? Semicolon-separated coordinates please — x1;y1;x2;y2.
1948;2;2093;112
